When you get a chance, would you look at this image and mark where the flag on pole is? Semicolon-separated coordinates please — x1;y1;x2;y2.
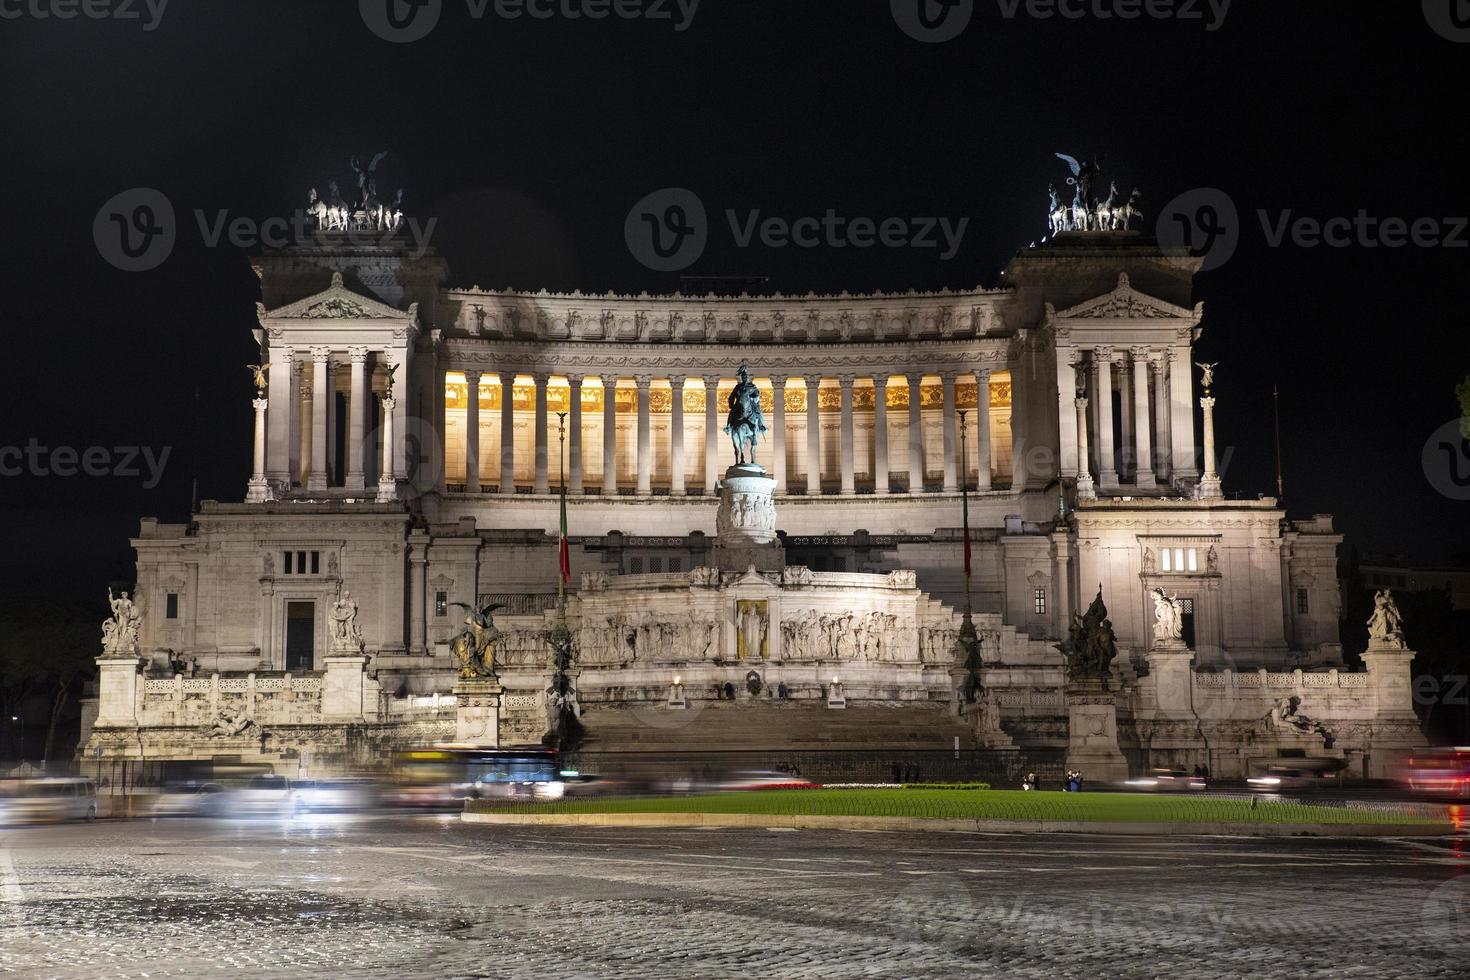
558;484;571;584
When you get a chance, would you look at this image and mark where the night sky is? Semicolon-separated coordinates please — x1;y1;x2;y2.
2;1;1467;602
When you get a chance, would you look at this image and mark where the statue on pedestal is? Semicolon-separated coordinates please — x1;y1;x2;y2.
1151;587;1184;643
1056;588;1118;686
102;587;142;654
724;361;767;466
329;589;364;653
449;602;504;679
1365;589;1406;649
246;363;270;396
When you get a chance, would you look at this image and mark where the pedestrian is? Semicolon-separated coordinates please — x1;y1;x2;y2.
1022;771;1036;791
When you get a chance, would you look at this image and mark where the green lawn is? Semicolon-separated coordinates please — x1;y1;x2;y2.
486;788;1443;826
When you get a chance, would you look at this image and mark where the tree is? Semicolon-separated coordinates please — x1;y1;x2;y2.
1457;372;1470;439
0;597;98;762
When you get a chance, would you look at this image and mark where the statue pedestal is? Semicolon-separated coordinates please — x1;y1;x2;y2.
1145;640;1195;719
714;464;784;573
453;678;503;747
94;656;145;727
1064;679;1129;781
1361;642;1417;722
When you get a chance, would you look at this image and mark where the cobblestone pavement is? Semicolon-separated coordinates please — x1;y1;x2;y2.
2;814;1467;978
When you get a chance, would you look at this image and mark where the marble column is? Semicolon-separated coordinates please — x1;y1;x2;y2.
1118;356;1134;480
1150;354;1170;483
1199;394;1223;499
668;376;686;494
433;361;448;493
769;375;788;490
464;370;482;493
266;350;293;485
838;374;856;494
602;376;619;495
1131;347;1156;488
246;396;270;502
298;373;313;488
906;373;925;493
941;372;958;492
635;375;652;495
1168;349;1198;479
308;348;330;491
804;374;822;493
702;374;719;492
1094;348;1118;489
499;373;515;495
376;395;397;502
567;375;584;493
1054;348;1079;479
975;369;992;492
409;539;427;655
533;373;550;494
1075;394;1096;500
346;346;369;490
872;375;890;494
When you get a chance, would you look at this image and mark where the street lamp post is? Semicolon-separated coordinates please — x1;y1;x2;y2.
956;410;981;703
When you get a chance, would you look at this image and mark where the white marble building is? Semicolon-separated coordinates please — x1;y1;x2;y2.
83;207;1422;780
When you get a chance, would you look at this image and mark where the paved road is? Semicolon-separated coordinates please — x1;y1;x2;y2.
2;815;1467;978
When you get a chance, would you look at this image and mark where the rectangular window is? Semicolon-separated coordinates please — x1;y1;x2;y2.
283;551;293;574
281;550;321;575
297;551;307;574
1296;588;1310;614
1174;548;1185;572
165;593;179;619
1033;588;1046;615
1161;548;1171;572
311;551;320;574
649;557;664;573
435;591;448;618
629;557;644;574
669;557;683;573
1186;549;1198;572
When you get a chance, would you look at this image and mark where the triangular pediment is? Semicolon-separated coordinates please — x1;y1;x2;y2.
1053;273;1202;323
258;272;418;325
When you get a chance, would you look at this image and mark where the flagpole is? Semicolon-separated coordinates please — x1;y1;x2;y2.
957;408;980;704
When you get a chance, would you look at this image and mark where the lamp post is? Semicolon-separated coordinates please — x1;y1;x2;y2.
10;714;22;762
956;410;981;703
557;411;568;622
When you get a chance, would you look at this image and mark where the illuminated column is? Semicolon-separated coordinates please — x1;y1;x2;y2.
1131;347;1156;488
246;396;270;502
408;538;427;655
703;374;720;492
1054;347;1079;479
1118;355;1134;479
1151;354;1171;483
298;373;313;488
567;374;584;494
1168;349;1198;480
941;372;958;492
376;394;397;502
265;349;293;485
1075;394;1096;500
1199;393;1223;499
464;370;481;493
602;375;619;495
804;374;822;493
533;373;550;494
769;375;788;490
345;346;368;490
499;373;515;495
1094;348;1118;490
668;375;686;495
635;375;652;495
975;368;992;492
838;374;856;494
434;360;447;493
906;372;924;493
308;348;330;491
872;375;890;494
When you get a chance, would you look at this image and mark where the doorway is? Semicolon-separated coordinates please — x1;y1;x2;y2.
1180;597;1196;649
285;601;315;671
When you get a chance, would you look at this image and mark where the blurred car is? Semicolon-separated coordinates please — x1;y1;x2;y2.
1398;749;1470;798
228;774;296;816
1247;759;1345;792
1122;768;1208;792
292;777;382;813
0;778;98;825
713;771;822;792
149;782;227;817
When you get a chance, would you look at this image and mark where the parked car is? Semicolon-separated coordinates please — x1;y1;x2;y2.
149;782;227;818
0;778;98;825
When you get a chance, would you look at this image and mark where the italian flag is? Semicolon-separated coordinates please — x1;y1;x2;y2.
558;483;571;584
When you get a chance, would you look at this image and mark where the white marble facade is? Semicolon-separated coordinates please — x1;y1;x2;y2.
96;227;1393;776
